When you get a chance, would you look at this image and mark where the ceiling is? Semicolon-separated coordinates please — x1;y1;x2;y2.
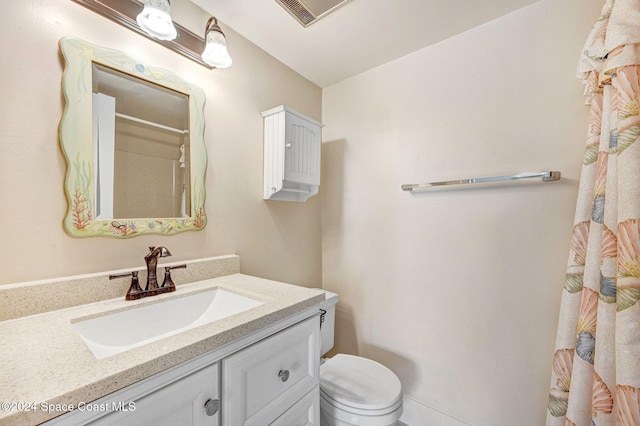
191;0;541;88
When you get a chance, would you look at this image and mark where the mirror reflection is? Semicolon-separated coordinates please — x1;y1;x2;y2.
92;64;190;219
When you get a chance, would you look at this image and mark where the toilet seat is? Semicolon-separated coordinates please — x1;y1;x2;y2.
320;354;403;414
320;390;403;416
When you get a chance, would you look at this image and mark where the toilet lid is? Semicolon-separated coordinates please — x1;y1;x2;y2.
320;354;402;411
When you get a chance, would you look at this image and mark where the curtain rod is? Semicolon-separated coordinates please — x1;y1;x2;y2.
401;171;561;191
115;113;189;135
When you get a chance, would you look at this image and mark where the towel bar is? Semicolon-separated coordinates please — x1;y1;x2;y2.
401;171;561;191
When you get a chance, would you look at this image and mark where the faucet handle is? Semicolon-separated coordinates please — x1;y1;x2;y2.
166;264;187;271
161;264;186;291
109;271;136;280
109;271;144;300
125;271;144;300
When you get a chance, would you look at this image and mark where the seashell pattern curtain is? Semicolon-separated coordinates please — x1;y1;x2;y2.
547;0;640;425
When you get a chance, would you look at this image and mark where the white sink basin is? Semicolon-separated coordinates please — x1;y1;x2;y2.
74;288;263;359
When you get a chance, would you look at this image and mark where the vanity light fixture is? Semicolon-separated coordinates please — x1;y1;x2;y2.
71;0;231;70
136;0;177;41
201;17;232;69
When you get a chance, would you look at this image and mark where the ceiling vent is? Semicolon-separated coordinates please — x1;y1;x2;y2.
275;0;352;27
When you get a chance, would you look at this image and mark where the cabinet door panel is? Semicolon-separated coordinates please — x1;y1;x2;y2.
284;112;321;186
222;316;320;425
91;363;219;426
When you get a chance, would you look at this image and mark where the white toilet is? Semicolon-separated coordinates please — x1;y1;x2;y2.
317;290;403;426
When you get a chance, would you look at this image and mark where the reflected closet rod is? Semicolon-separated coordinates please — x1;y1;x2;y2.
401;171;561;191
115;113;189;135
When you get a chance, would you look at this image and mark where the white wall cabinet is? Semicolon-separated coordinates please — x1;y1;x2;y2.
262;105;324;202
46;313;320;426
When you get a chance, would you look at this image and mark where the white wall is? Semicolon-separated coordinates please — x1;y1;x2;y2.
321;0;602;424
0;0;322;287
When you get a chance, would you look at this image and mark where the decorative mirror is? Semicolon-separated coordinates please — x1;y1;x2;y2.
59;37;207;237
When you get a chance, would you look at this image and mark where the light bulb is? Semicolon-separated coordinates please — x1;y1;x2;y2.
136;0;177;41
201;17;232;69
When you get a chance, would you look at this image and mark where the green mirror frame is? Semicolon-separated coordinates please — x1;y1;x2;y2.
58;37;207;238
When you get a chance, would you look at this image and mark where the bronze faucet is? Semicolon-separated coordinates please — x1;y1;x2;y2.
109;246;186;300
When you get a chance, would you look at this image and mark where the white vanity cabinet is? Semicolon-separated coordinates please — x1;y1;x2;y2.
45;313;320;426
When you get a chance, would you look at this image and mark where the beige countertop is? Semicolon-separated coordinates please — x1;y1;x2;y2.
0;273;324;425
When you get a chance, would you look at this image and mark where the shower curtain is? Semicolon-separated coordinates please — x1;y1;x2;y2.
547;1;640;425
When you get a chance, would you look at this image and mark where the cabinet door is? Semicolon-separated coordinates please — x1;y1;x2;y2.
91;363;219;426
222;317;320;426
283;112;321;186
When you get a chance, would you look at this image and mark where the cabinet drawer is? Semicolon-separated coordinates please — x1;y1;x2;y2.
222;316;320;425
271;386;319;426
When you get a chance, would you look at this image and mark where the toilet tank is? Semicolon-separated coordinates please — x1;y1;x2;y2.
315;289;339;356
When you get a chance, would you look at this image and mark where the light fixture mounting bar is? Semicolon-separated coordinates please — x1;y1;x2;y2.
71;0;213;69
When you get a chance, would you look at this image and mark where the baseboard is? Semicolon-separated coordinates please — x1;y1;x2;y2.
399;395;471;426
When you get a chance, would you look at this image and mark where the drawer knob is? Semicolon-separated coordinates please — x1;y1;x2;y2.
278;369;290;382
204;398;220;416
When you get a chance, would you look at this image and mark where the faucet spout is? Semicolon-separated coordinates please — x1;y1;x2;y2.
144;246;172;291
